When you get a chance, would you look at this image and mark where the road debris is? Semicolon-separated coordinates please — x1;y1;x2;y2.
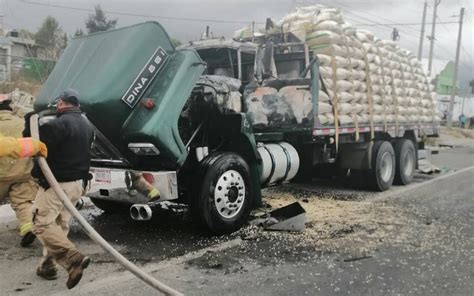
250;202;307;232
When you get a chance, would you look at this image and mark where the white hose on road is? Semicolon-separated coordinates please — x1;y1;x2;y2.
30;114;183;296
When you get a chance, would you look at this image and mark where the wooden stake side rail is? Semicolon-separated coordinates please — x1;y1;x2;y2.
313;123;438;137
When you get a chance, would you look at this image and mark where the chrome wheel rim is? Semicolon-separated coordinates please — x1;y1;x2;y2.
214;170;245;219
403;149;414;177
380;151;393;183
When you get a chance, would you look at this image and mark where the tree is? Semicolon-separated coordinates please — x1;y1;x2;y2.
85;5;117;34
470;79;474;95
35;16;67;60
19;29;35;40
170;37;182;48
74;28;84;37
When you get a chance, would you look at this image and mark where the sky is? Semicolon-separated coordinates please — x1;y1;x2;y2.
2;0;473;92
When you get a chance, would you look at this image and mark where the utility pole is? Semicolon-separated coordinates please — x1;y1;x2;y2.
447;7;464;128
391;28;400;41
427;0;441;76
418;1;428;60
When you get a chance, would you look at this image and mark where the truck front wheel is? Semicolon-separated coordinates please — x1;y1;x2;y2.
367;141;396;191
192;152;254;234
394;139;416;185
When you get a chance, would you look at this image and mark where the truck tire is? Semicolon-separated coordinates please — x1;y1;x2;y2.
394;139;416;185
367;141;395;191
90;197;131;214
192;152;254;234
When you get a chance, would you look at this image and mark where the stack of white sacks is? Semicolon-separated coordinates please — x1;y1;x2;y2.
278;5;440;126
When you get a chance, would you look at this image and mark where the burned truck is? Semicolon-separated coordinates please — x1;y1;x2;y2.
34;21;438;234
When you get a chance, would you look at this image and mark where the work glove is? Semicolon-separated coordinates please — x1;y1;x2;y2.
32;139;48;158
125;171;161;202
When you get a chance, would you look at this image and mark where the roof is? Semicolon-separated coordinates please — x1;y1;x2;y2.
8;36;37;47
179;38;257;53
0;36;13;46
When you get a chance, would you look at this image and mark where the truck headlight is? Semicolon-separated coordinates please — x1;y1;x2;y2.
128;143;160;155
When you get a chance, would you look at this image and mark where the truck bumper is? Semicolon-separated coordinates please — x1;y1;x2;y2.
88;167;178;204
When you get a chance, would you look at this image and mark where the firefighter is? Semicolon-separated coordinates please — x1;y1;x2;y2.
0;96;45;247
31;89;94;289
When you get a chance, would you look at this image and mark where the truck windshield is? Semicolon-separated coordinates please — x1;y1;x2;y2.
196;48;255;84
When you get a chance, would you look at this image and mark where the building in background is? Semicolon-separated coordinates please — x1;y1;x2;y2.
6;30;44;59
0;30;49;82
434;61;459;95
421;58;445;82
421;59;472;123
0;36;13;81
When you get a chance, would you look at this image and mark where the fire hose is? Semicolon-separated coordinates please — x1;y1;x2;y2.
30;114;182;295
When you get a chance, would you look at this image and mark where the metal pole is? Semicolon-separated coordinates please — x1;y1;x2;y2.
251;21;255;43
447;7;464;128
418;1;428;60
427;0;441;76
237;48;242;81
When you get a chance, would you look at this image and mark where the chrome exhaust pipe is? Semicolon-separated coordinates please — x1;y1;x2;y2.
130;204;152;221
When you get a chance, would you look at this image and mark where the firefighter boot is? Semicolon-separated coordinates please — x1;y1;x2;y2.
66;256;91;289
36;256;58;280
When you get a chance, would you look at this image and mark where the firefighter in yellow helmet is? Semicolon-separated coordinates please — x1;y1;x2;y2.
0;95;47;247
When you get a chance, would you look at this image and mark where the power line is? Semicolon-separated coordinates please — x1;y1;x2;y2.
353;21;458;26
328;0;467;62
19;0;264;25
437;16;473;64
344;15;421;40
331;0;422;34
298;0;422;39
17;0;462;31
316;0;422;36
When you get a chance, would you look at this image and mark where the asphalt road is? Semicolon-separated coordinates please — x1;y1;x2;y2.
0;146;472;295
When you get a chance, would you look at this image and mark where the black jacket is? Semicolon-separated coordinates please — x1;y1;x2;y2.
33;108;94;183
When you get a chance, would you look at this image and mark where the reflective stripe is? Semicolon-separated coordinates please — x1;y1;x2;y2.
19;138;34;158
18;138;28;158
148;188;160;199
20;222;33;236
25;138;34;157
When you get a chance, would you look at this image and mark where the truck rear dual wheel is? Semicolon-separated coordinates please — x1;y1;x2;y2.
367;141;396;191
394;139;416;185
192;152;253;235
